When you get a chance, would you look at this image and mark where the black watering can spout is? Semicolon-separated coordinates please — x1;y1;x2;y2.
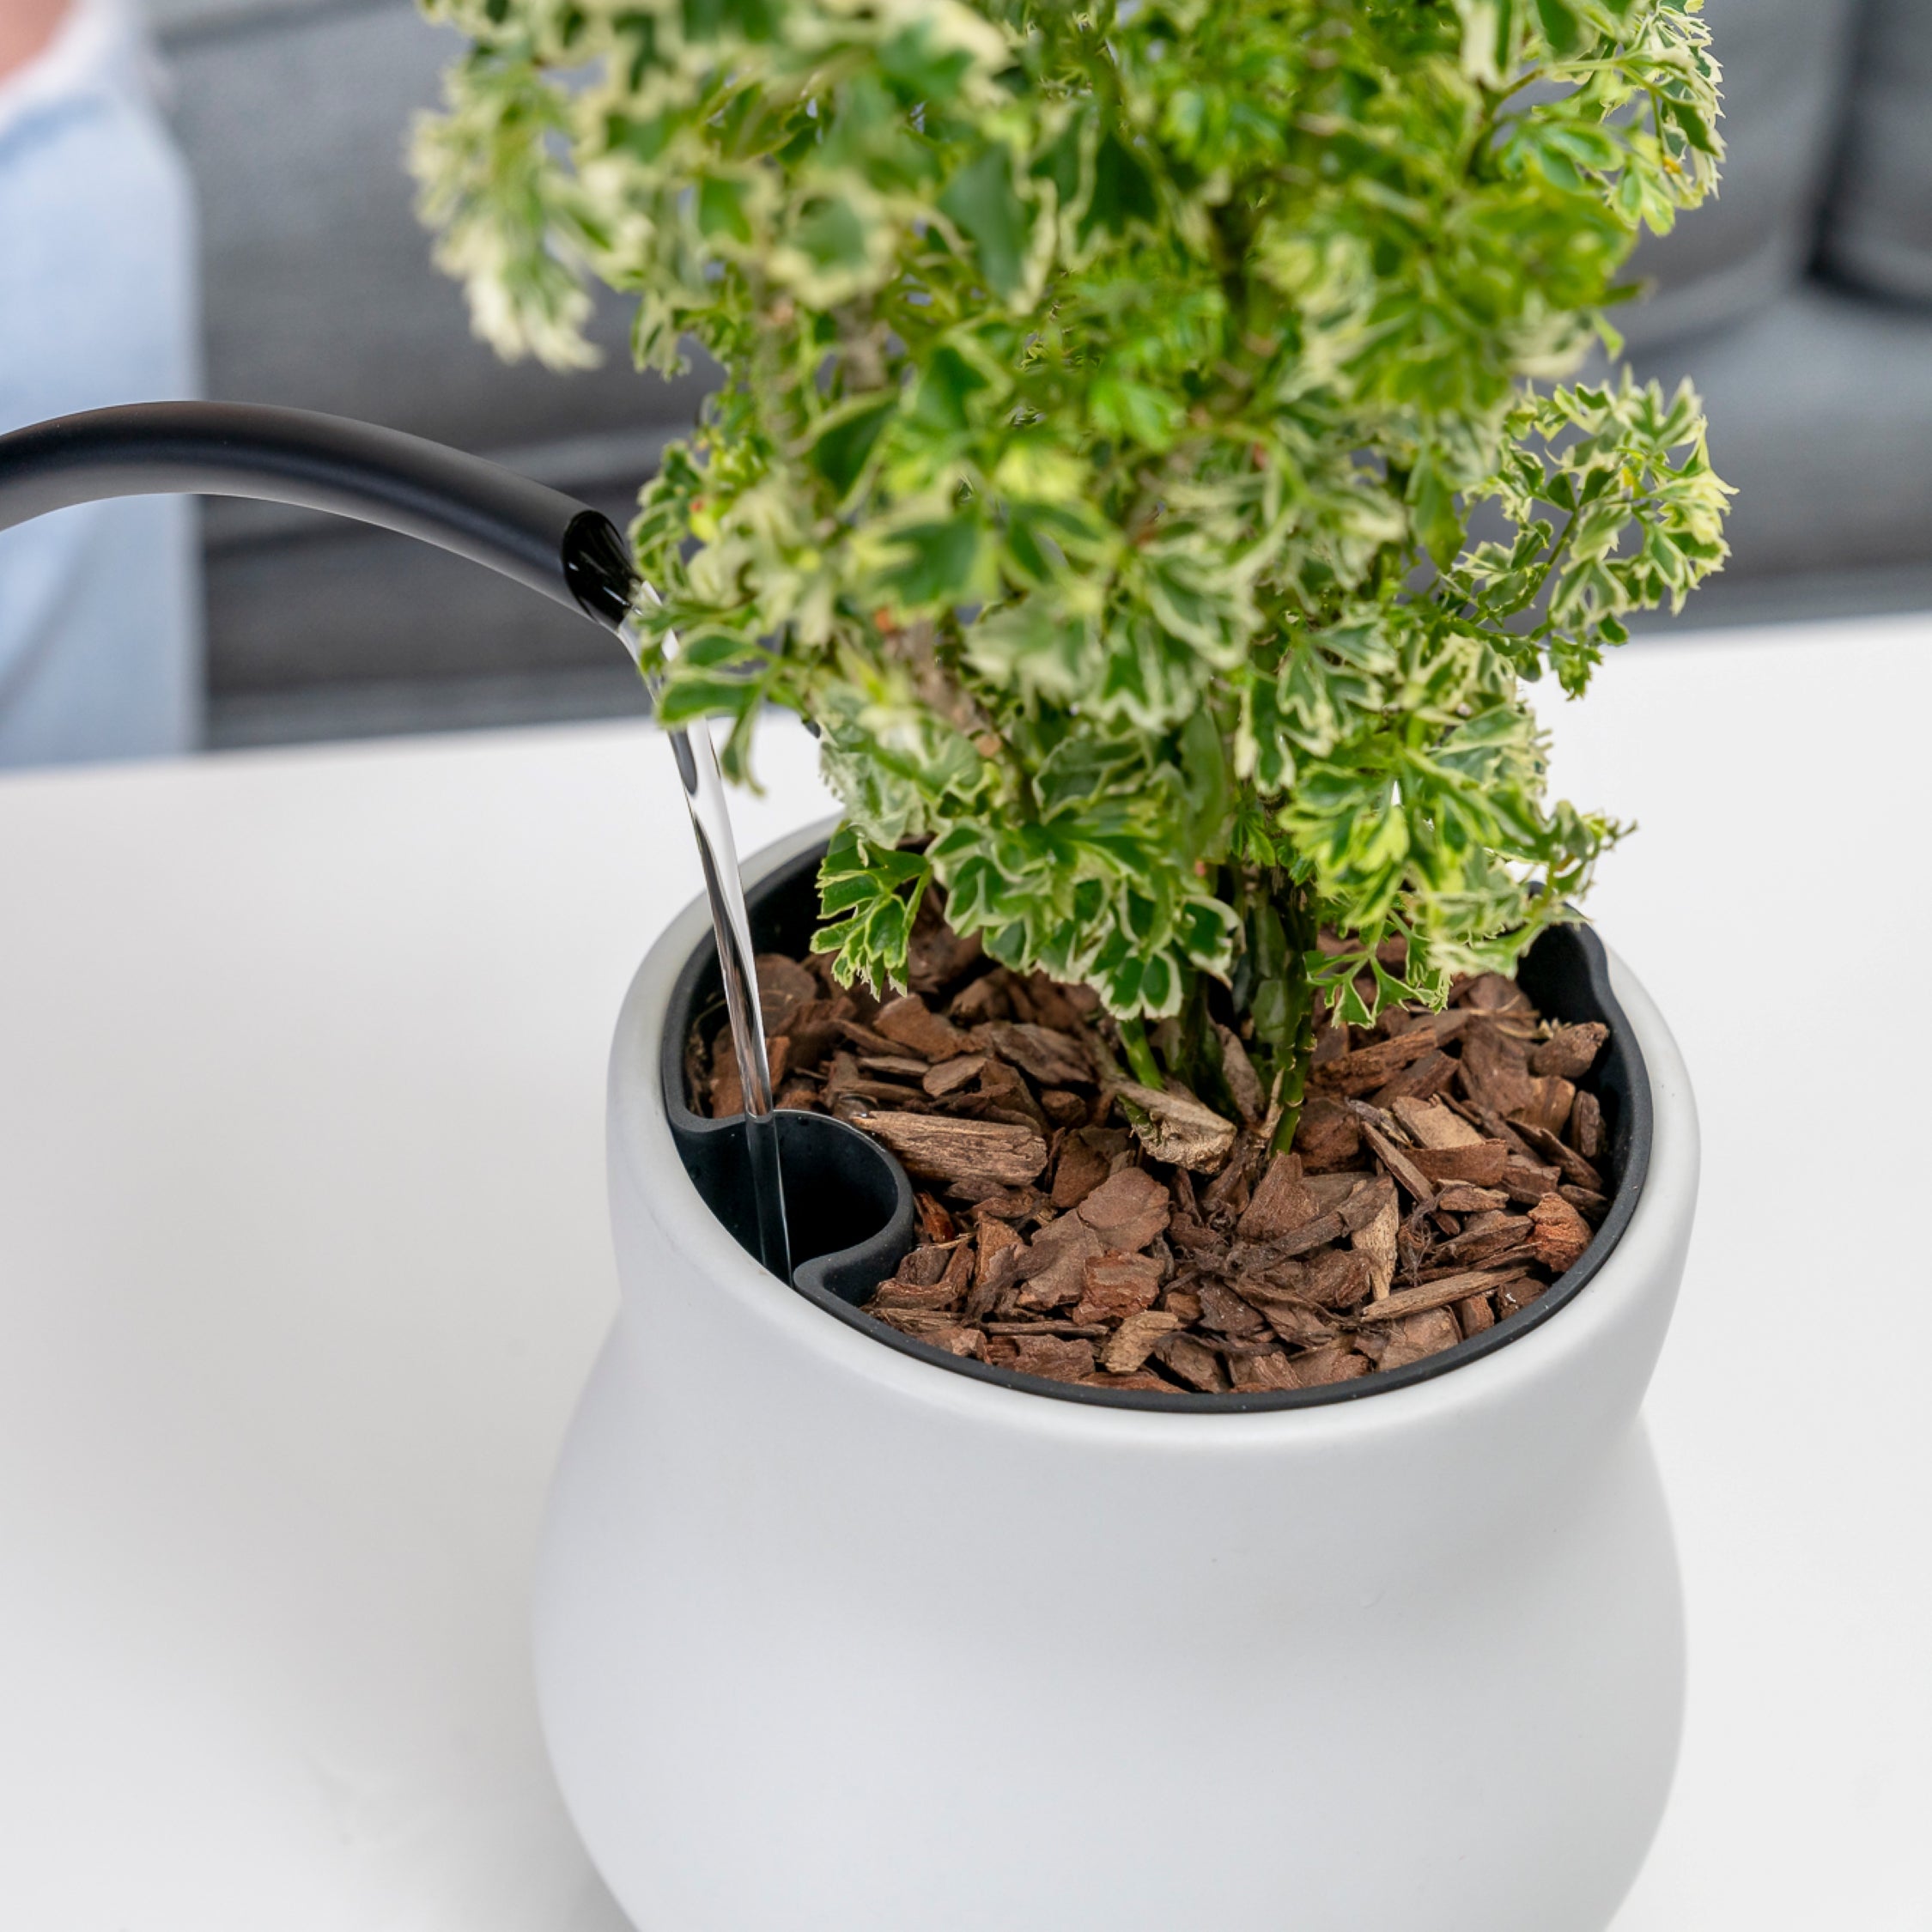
0;401;793;1284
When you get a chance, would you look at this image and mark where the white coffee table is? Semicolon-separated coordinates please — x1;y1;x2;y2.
2;617;1926;1930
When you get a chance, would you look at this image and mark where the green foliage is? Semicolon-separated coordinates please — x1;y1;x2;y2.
416;0;1730;1117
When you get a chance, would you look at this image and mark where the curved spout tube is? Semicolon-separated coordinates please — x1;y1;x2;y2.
0;401;641;629
0;401;791;1284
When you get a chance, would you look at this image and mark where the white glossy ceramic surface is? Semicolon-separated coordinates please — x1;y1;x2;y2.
533;821;1700;1932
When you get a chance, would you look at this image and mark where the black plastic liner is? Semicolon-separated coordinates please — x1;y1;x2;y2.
664;844;1653;1412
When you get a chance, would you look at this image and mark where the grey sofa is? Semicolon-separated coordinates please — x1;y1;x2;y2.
1622;0;1932;623
154;0;707;742
149;0;1932;744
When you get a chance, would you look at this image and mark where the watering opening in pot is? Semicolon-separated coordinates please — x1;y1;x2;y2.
663;841;1651;1413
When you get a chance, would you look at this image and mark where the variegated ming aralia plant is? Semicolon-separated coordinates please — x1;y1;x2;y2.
415;0;1729;1145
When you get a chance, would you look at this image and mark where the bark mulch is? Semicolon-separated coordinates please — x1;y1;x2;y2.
690;895;1614;1396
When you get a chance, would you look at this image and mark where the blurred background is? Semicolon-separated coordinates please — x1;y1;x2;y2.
3;0;1929;762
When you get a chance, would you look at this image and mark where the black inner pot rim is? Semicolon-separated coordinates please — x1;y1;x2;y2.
661;840;1655;1414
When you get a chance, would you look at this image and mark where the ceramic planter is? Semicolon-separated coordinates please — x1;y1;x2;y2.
534;819;1698;1932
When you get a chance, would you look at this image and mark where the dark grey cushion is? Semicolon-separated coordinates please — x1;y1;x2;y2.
1632;283;1932;580
1820;0;1932;303
157;0;716;696
1620;0;1864;350
167;0;708;453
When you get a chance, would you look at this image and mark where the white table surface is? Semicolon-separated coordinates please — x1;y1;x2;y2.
2;617;1928;1930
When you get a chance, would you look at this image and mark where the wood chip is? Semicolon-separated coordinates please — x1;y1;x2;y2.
1074;1252;1164;1324
1455;973;1532;1014
1500;1157;1562;1205
914;1193;957;1243
1351;1267;1528;1322
1390;1096;1486;1150
836;1018;905;1059
1115;1082;1238;1173
1455;1292;1495;1339
1235;1209;1348;1269
1359;1121;1437;1203
860;1054;937;1082
972;1186;1049;1224
1569;1089;1604;1160
851;1109;1048;1188
1200;1144;1255;1223
982;1320;1107;1337
1015;1213;1106;1309
872;1271;964;1311
978;1020;1092;1087
1305;1171;1363;1213
1309;1020;1349;1066
1073;1166;1172;1251
783;994;854;1073
1161;1286;1203;1325
1049;1130;1111;1209
872;993;969;1062
1462;1100;1540;1160
1196;1278;1271;1340
948;974;1008;1024
1528;1193;1593;1271
1023;971;1093;1031
972;1058;1047;1129
1532;1022;1609;1079
967;1219;1024;1320
1214;1023;1267;1125
1494;1276;1547;1318
1304;1247;1373;1311
1285;1342;1369;1388
896;1242;953;1288
1352;1185;1400;1298
1152;1331;1230;1393
1309;1012;1467;1096
1560;1183;1609;1223
754;953;818;1036
1437;1183;1508;1212
1102;1309;1182;1373
1518;1074;1577;1137
1293;1096;1362;1170
709;1029;789;1116
984;1334;1097;1382
905;906;982;993
1368;1049;1461;1109
1409;1139;1510;1187
875;1308;972;1340
1510;1118;1606;1192
1229;1350;1301;1393
1338;1172;1397;1235
1236;1151;1323;1242
1458;1025;1535;1115
921;1054;987;1097
1437;1212;1534;1266
1244;1292;1334;1351
1364;1308;1461;1370
1168;1216;1226;1260
927;1324;987;1358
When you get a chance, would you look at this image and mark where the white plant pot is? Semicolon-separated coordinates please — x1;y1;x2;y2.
534;822;1698;1932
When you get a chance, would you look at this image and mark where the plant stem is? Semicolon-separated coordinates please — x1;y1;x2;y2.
1115;1015;1165;1090
1268;885;1319;1155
